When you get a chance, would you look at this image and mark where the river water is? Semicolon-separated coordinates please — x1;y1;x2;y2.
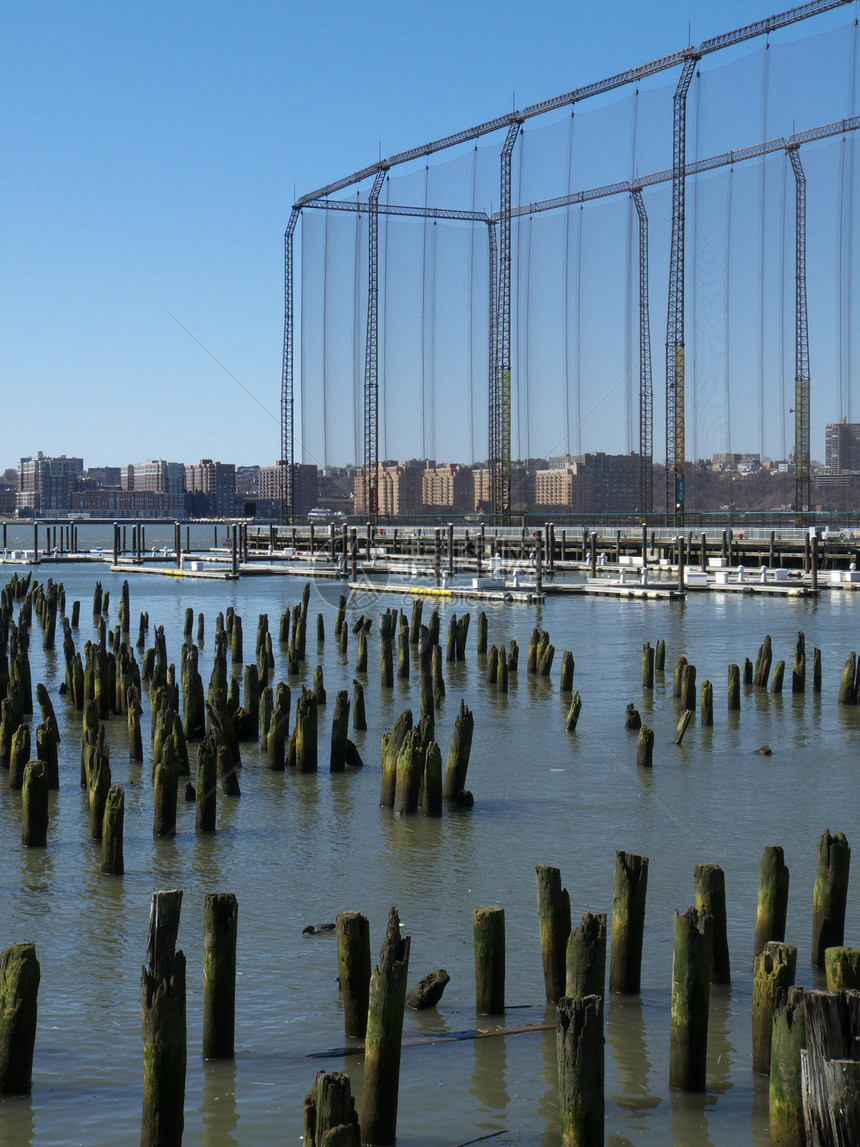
0;533;857;1145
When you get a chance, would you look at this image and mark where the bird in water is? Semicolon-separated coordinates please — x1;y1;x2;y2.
302;922;336;935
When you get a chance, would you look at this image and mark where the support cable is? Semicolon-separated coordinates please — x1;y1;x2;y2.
632;188;653;515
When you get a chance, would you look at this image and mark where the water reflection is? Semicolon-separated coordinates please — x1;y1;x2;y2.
538;1016;559;1147
200;1059;239;1147
669;1088;715;1147
608;995;660;1116
471;1027;510;1117
706;985;734;1095
0;1094;34;1146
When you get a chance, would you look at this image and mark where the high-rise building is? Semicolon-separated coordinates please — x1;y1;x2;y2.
534;452;640;513
186;459;236;517
422;464;469;513
825;419;860;474
17;453;84;515
355;460;424;516
123;460;185;517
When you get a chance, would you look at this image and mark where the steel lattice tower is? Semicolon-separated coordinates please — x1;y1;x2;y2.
632;188;653;516
363;168;386;518
492;120;521;524
280;207;300;523
788;145;811;513
665;56;697;527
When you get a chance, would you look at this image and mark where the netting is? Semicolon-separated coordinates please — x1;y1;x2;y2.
295;11;860;508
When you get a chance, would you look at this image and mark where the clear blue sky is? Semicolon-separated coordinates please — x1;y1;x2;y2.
1;0;854;472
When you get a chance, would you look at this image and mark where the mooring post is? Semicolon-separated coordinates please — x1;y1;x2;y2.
434;528;441;588
231;525;238;577
360;908;410;1147
811;535;819;591
752;940;797;1076
474;906;505;1014
811;830;851;967
669;907;713;1092
203;892;238;1060
366;521;372;562
557;994;604;1147
140;889;185;1147
590;532;597;578
755;846;790;956
0;942;40;1095
609;852;648;994
447;522;454;577
336;911;371;1039
536;531;543;597
769;985;806;1146
536;865;571;1004
350;528;357;581
701;532;707;573
769;530;776;568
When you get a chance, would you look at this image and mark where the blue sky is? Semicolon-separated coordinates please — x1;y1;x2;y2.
1;0;855;472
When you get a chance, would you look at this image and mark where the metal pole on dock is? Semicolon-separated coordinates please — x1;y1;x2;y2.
678;536;686;592
434;528;441;588
448;523;454;577
701;532;707;573
350;528;357;580
769;531;776;568
548;523;555;574
113;523;120;566
174;522;181;569
535;530;543;597
590;532;598;579
641;523;647;569
231;524;238;576
33;523;38;563
811;536;818;591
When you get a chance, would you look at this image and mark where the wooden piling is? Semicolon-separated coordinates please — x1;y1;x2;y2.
824;946;860;991
474;906;505;1014
360;907;411;1147
195;741;217;833
792;631;806;693
352;679;366;732
728;663;741;711
700;680;714;727
380;710;412;808
693;864;730;984
101;784;124;875
680;663;696;711
771;660;786;695
609;851;648;994
753;941;797;1076
0;942;40;1095
330;690;350;773
673;709;694;745
673;656;687;699
203;892;238;1060
636;725;654;768
755;846;790;956
566;912;606;1001
303;1071;360;1147
140;890;186;1147
838;652;856;704
536;866;571;1004
669;907;713;1091
769;985;806;1147
21;760;48;847
442;700;474;801
642;642;655;690
422;742;443;817
655;639;665;673
560;651;575;693
336;911;371;1039
811;830;851;967
564;692;583;732
556;994;604;1147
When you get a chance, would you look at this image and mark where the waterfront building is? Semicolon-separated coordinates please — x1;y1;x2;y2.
17;453;84;515
825;419;860;474
355;460;424;516
186;459;236;517
122;460;185;518
422;464;470;514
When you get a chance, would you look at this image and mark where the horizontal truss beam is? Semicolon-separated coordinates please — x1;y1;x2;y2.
293;1;849;207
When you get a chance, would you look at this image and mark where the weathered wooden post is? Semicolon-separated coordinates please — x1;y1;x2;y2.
474;906;505;1014
673;656;687;699
0;942;40;1095
360;908;410;1147
693;863;730;984
752;941;797;1075
303;1071;360;1147
700;680;714;727
560;651;574;693
476;611;488;655
728;663;741;711
792;631;806;693
811;535;819;591
813;646;822;694
203;893;237;1060
101;784;124;875
536;866;571;1004
769;985;806;1147
609;852;648;994
330;690;350;772
443;700;474;801
140;890;185;1147
755;846;790;956
535;530;543;597
824;947;860;991
701;531;708;573
336;911;371;1038
811;830;851;968
636;725;654;768
669;906;713;1091
21;760;49;847
566;913;607;1001
589;532;597;578
556;994;604;1147
195;741;217;833
231;524;238;577
655;638;665;672
642;641;654;689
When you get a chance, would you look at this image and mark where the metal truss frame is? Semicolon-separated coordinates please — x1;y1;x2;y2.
283;1;851;515
788;146;811;513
